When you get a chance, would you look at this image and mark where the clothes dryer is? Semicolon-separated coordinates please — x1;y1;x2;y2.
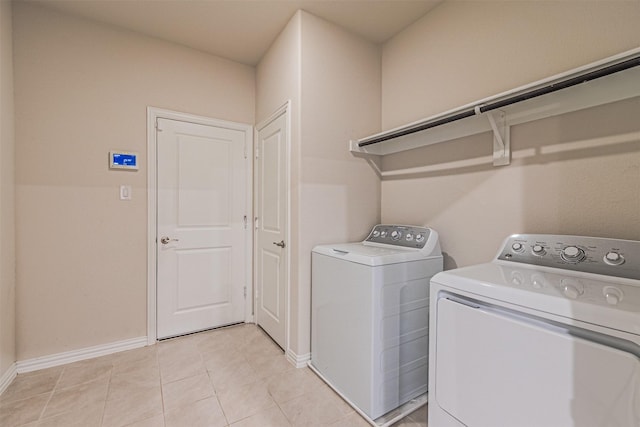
429;234;640;427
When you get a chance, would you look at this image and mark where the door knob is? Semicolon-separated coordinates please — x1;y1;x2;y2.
273;240;286;248
160;237;179;244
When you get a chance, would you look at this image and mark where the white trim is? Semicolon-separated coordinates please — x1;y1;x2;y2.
16;337;147;374
146;107;254;344
286;348;311;369
0;363;17;395
244;121;255;324
256;101;291;130
254;101;292;355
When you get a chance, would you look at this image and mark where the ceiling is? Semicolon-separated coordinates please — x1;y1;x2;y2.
23;0;442;66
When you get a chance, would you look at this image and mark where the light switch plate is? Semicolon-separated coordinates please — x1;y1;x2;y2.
120;185;132;200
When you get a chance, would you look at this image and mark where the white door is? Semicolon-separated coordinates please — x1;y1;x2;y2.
255;110;288;349
157;118;248;339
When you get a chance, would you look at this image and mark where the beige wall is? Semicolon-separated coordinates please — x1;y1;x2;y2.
381;1;640;268
382;0;640;129
298;12;380;356
0;0;16;376
256;10;380;358
13;2;255;360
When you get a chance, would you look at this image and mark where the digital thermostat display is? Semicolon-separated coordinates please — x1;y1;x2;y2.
109;151;139;170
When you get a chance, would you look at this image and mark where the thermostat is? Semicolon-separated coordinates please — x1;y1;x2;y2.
109;151;139;170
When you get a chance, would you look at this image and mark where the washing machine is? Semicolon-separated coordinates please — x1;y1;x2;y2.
310;224;443;423
429;234;640;427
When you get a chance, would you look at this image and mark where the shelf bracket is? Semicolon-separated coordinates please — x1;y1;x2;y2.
349;140;383;178
479;108;510;166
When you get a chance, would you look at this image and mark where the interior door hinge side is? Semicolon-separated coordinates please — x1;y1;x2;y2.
243;215;248;230
255;147;259;159
155;119;163;132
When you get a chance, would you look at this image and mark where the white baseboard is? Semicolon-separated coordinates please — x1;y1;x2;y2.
286;348;311;368
0;363;17;395
16;336;148;374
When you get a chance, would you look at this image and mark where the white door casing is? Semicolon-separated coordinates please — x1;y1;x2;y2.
147;108;253;343
255;104;290;350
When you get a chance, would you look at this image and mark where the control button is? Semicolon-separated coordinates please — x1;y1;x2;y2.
511;242;524;253
510;271;524;286
604;251;625;266
415;234;425;242
564;285;580;299
406;233;414;241
532;245;546;256
390;230;401;240
561;246;586;263
561;279;584;299
380;231;388;238
372;230;380;238
603;286;624;305
531;274;545;289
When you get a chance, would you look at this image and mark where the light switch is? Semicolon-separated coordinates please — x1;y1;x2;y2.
120;185;132;200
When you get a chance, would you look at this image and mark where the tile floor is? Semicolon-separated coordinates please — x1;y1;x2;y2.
0;324;427;427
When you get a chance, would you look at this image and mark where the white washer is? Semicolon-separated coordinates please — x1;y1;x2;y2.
311;224;443;423
429;234;640;427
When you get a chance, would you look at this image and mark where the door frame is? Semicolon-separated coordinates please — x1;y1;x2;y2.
147;107;254;345
254;101;292;355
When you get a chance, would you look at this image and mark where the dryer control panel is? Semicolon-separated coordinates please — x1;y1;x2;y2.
497;234;640;280
365;224;431;249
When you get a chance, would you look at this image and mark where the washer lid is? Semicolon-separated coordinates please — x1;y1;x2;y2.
312;242;440;266
431;263;640;337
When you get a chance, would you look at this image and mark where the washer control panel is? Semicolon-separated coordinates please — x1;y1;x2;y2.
498;234;640;280
365;224;430;249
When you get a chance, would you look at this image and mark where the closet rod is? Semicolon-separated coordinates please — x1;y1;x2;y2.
358;55;640;148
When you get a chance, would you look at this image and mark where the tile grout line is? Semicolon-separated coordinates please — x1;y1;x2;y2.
98;366;114;427
212;328;278;426
151;348;165;427
208;372;230;427
271;388;293;426
36;367;66;422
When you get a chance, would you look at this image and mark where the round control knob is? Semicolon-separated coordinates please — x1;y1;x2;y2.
532;245;546;256
372;230;380;238
405;233;414;241
561;246;585;263
604;251;625;266
380;231;388;238
511;242;524;253
390;230;401;240
603;286;623;305
563;246;580;257
415;234;424;242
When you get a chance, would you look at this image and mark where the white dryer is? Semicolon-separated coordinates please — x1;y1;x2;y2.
311;224;443;423
429;234;640;427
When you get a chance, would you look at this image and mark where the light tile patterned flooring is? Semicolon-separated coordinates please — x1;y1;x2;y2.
0;324;427;427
